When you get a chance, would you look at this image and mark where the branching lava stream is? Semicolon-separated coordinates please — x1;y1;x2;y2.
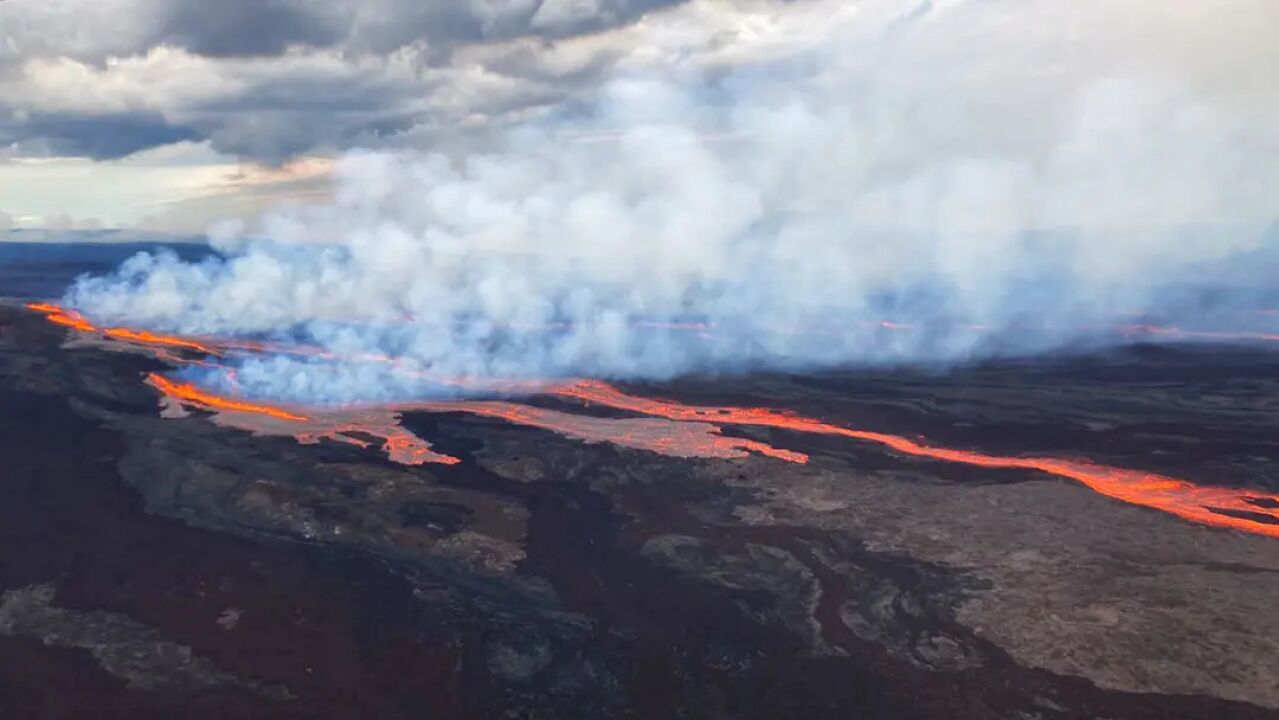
26;302;1279;539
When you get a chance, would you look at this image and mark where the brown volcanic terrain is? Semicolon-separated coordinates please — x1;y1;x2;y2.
1;299;1278;719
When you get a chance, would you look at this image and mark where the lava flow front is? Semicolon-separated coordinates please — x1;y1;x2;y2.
26;301;1279;539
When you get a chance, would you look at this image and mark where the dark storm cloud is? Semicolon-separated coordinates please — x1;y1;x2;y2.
3;0;689;162
193;71;424;162
346;0;685;53
151;0;688;57
2;111;198;160
156;0;347;58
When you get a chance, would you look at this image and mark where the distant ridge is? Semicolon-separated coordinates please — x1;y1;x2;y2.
0;228;206;245
0;240;216;300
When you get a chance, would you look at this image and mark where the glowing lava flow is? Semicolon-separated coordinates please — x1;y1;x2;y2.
26;303;220;356
147;373;461;466
24;301;1279;537
148;373;309;422
27;302;97;332
103;328;218;355
551;381;1279;538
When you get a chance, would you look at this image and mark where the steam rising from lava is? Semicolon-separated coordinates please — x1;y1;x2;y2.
26;302;1279;539
66;0;1279;402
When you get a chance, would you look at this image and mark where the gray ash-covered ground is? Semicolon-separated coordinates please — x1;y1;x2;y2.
2;284;1279;717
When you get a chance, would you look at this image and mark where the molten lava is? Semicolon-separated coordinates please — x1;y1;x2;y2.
25;301;1279;539
27;303;220;356
27;303;97;333
103;328;219;355
551;380;1279;538
147;372;460;466
148;373;310;422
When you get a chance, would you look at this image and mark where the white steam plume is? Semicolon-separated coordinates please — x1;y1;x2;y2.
68;0;1279;403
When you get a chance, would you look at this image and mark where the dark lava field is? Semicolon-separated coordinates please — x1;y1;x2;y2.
1;255;1278;719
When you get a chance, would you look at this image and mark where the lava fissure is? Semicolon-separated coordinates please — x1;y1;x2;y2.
26;302;1279;538
148;373;310;422
550;381;1279;538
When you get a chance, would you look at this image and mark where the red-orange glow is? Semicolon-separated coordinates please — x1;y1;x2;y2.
148;373;310;422
148;372;460;466
552;380;1279;538
294;421;461;466
382;432;463;466
47;312;98;332
104;327;219;355
27;303;98;333
27;303;219;355
26;303;1279;537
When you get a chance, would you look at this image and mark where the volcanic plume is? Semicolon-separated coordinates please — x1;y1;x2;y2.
59;0;1279;401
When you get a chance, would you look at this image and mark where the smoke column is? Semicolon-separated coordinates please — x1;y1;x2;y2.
67;0;1279;403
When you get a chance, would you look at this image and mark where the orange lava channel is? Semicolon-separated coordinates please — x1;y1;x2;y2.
553;381;1279;538
26;303;220;355
25;302;1279;538
147;373;460;466
148;373;310;422
27;302;98;333
103;328;219;355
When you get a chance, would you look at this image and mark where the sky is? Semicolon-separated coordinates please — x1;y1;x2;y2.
2;0;1276;238
0;0;839;235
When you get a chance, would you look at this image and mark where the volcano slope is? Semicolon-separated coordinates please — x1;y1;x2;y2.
1;300;1278;719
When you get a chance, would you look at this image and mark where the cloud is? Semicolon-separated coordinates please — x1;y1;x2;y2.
3;48;423;162
156;0;347;58
3;110;198;160
340;0;685;52
1;0;680;64
65;0;1279;403
1;0;690;162
0;0;158;69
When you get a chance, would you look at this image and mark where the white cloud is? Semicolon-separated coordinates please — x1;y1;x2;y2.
5;0;1277;237
0;0;158;67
